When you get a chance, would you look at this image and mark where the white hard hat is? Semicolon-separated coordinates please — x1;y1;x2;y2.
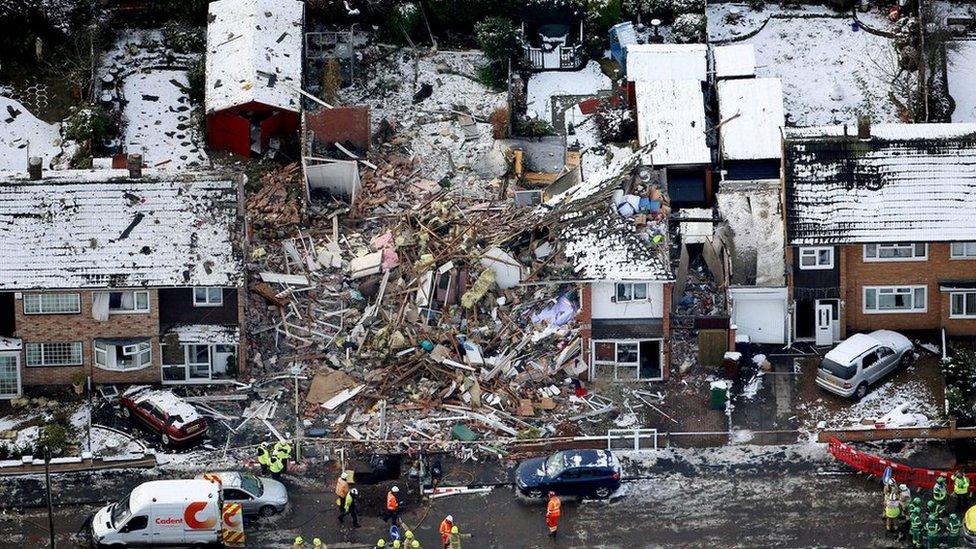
391;486;400;493
446;515;453;522
340;472;349;480
900;484;908;490
351;488;359;495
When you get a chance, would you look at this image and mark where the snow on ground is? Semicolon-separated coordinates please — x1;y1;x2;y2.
353;50;506;185
948;40;976;122
526;61;611;123
710;3;897;126
616;442;830;473
797;378;943;431
0;96;68;171
741;372;764;401
122;70;208;169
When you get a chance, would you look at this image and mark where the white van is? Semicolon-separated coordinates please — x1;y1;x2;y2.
90;479;223;547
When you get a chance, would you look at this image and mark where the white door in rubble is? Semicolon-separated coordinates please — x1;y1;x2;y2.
815;303;833;347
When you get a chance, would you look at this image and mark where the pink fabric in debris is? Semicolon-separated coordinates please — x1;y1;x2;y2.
371;231;400;270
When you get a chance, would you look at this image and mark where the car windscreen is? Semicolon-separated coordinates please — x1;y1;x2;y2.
821;357;857;380
110;494;132;528
241;473;264;497
544;452;565;477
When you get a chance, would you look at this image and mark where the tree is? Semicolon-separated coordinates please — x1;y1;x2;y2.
475;17;522;63
672;13;706;43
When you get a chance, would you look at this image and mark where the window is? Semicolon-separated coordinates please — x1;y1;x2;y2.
862;352;879;369
23;293;81;314
223;488;252;501
951;292;976;318
951;242;976;259
121;516;148;533
863;286;926;313
0;354;20;397
193;287;223;307
94;340;151;371
95;291;150;314
615;283;648;302
592;340;660;381
863;243;927;262
25;342;83;367
798;247;833;270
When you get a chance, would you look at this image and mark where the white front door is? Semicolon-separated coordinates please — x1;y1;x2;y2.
815;303;833;346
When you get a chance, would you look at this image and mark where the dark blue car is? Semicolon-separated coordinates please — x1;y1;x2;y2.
515;449;621;499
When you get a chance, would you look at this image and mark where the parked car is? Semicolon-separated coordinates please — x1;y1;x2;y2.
816;330;914;399
515;449;621;499
195;471;288;517
119;386;208;446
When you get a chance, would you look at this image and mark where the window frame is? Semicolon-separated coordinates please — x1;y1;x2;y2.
23;293;81;315
798;247;834;270
591;339;662;381
950;242;976;260
863;285;928;314
192;287;224;307
950;292;976;318
863;243;928;262
25;342;84;367
93;339;152;372
614;282;649;303
94;290;151;315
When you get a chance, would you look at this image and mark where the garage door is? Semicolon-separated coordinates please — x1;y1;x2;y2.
731;288;787;344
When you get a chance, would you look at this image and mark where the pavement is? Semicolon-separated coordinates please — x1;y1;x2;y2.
0;443;908;548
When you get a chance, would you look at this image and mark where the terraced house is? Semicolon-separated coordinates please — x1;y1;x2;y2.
784;122;976;345
0;166;245;398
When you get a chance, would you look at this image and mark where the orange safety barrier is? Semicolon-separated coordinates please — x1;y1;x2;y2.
827;436;972;490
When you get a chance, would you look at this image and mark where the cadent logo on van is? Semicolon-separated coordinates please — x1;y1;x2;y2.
155;517;183;526
184;502;217;529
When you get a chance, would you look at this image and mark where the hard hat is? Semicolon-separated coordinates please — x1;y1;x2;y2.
548;491;556;497
341;472;349;480
913;497;922;504
392;486;400;493
928;500;936;509
313;539;323;547
950;513;959;520
351;488;359;495
295;536;304;544
451;526;459;534
393;542;401;549
899;484;908;490
405;530;414;539
377;540;386;547
411;542;420;548
446;515;453;522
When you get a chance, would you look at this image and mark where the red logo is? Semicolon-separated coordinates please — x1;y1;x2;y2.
184;502;216;529
155;517;183;526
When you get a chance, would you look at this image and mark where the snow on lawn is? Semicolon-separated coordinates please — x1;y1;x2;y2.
122;70;208;169
526;61;611;123
948;40;976;122
711;4;898;126
0;96;68;171
797;378;943;431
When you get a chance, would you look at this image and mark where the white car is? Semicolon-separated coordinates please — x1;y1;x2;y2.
195;471;288;517
815;330;914;399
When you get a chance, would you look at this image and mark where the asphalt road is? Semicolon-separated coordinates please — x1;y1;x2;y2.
0;454;895;549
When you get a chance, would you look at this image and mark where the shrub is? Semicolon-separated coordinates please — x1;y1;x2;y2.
162;23;205;54
623;0;675;19
594;100;637;143
385;2;423;44
475;17;522;63
187;56;206;104
515;116;555;137
490;107;511;139
671;13;706;43
477;64;509;91
36;423;72;457
672;0;705;15
64;105;115;144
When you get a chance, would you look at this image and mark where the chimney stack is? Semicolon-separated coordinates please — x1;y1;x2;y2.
28;156;42;180
857;115;871;139
127;153;143;179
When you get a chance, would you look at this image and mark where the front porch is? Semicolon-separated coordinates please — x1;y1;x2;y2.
161;324;239;385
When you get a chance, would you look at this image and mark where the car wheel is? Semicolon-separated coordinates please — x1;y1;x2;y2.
259;505;277;518
527;489;543;499
855;383;868;400
120;406;130;418
161;432;171;446
594;486;611;498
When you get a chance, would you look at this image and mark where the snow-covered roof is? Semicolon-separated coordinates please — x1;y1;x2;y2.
713;44;756;79
561;213;673;281
610;22;638;48
0;337;22;352
625;44;708;82
0;169;243;290
717;78;785;161
205;0;304;113
166;324;240;345
635;79;711;166
785;123;976;244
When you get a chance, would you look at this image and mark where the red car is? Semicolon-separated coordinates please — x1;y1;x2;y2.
119;386;208;446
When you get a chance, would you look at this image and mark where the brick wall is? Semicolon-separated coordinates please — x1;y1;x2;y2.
579;283;593;379
843;243;976;335
14;289;161;386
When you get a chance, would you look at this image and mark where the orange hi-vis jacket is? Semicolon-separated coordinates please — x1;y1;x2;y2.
335;478;350;498
387;491;399;511
546;496;561;518
439;519;453;543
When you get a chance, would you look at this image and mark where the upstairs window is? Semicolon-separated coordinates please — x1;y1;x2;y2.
615;283;648;302
863;243;927;262
193;287;224;307
23;293;81;314
951;242;976;259
798;247;833;270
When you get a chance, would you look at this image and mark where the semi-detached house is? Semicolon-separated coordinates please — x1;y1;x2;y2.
784;122;976;345
0;168;245;399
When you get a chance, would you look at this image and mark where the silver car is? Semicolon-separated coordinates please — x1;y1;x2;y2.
196;471;288;517
815;330;914;399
